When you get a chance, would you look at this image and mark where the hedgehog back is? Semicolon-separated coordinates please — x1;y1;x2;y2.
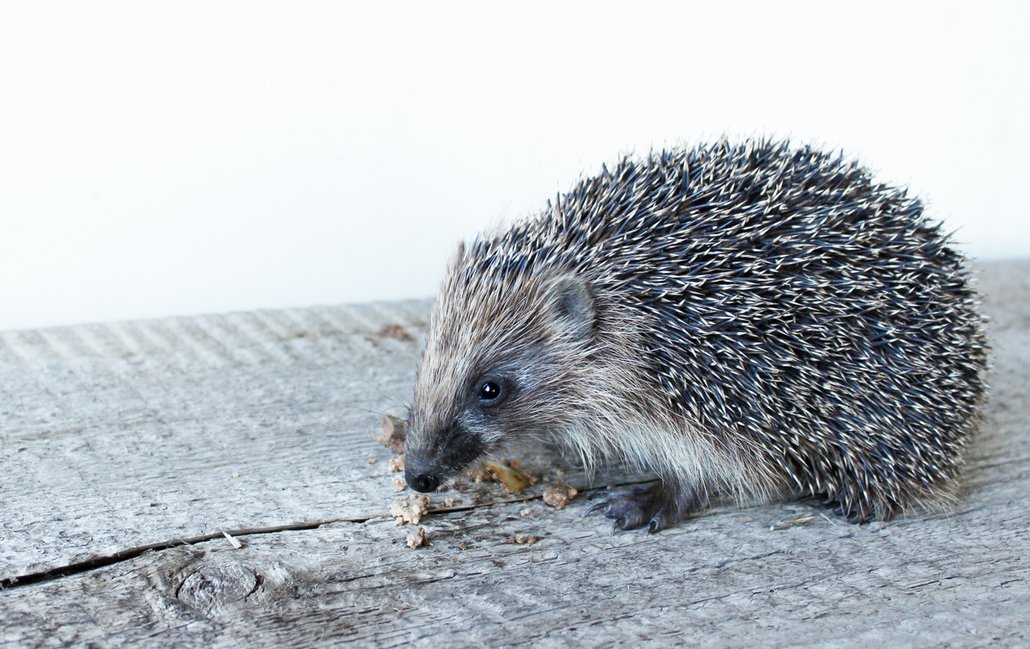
462;140;987;521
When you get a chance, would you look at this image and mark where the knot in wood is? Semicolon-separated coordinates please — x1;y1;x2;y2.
176;560;260;611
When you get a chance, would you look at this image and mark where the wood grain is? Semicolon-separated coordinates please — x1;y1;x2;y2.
1;261;1028;647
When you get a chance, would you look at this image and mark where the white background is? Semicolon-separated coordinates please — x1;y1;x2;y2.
1;1;1027;331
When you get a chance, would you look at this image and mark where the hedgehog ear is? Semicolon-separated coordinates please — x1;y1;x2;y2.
543;274;594;342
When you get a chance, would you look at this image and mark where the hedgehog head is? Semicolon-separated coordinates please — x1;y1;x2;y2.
404;241;596;492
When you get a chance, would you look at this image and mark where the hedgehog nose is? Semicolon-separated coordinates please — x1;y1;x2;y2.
407;472;440;493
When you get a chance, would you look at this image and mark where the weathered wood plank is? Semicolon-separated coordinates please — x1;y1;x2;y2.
0;301;426;581
0;260;1028;647
0;300;633;583
1;441;1027;648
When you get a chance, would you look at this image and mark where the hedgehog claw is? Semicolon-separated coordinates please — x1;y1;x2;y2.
589;481;704;533
585;501;610;516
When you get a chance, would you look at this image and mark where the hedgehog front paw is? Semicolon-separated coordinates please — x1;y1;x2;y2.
587;481;705;533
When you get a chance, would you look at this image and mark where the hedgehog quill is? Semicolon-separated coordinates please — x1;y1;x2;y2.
404;139;988;532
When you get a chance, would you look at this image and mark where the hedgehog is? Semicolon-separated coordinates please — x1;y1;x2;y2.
403;139;988;532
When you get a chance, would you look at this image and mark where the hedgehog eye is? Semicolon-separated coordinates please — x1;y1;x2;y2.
477;380;503;404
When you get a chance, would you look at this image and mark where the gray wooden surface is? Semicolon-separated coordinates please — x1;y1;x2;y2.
2;260;1028;648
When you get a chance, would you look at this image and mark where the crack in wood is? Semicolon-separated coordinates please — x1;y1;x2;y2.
0;518;352;590
0;479;650;591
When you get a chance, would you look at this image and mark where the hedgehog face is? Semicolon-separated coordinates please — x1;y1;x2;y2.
405;256;596;493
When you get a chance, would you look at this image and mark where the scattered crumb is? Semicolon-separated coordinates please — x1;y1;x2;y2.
368;458;378;465
555;469;566;479
391;494;431;525
457;540;469;551
510;534;540;545
388;454;405;473
392;477;407;493
230;471;239;479
377;324;415;342
221;531;243;549
406;526;428;549
520;508;533;517
542;482;578;509
769;513;817;531
443;497;456;508
470;466;492;483
375;415;407;454
485;460;532;493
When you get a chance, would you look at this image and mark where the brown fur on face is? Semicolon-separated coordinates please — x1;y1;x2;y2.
405;245;606;484
404;243;759;498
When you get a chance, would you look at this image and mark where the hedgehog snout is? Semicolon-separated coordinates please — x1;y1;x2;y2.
406;470;440;493
404;421;486;492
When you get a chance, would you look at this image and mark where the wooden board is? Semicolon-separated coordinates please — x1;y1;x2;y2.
1;260;1028;646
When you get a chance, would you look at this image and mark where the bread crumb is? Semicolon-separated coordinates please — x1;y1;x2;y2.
375;414;407;454
470;466;492;483
443;497;456;507
391;494;431;525
510;534;541;545
406;526;428;549
377;324;415;343
520;508;533;517
368;458;378;465
542;482;578;509
392;477;407;493
388;454;405;473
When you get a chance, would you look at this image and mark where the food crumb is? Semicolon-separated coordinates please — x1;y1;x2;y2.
406;526;428;549
375;414;408;454
485;460;532;493
391;494;431;526
542;482;578;509
443;497;456;507
377;324;415;343
519;508;533;517
392;477;407;493
511;534;540;545
368;458;378;465
471;466;491;483
457;540;469;551
388;454;405;473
